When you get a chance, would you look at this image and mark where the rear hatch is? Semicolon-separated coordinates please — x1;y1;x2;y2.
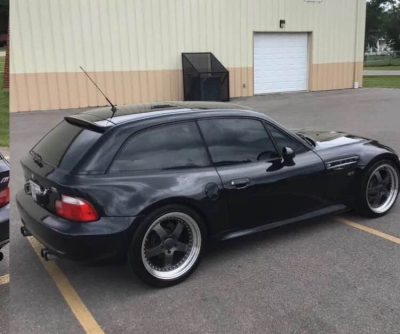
21;119;103;215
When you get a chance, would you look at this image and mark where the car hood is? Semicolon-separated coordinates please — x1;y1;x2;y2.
295;129;370;150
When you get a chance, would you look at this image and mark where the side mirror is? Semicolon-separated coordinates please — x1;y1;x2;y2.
282;147;295;162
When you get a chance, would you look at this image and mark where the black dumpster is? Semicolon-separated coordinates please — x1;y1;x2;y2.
182;52;230;102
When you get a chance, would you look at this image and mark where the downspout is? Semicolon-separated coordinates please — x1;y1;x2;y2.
353;0;360;89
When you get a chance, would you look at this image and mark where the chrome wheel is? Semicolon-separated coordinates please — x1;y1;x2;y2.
141;212;201;280
366;164;399;214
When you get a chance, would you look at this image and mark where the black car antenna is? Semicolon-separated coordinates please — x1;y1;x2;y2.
79;66;117;118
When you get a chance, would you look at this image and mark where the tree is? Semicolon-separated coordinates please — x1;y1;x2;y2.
0;0;8;35
382;0;400;50
365;0;400;51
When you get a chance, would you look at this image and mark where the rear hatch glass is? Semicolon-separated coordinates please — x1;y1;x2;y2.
31;120;102;172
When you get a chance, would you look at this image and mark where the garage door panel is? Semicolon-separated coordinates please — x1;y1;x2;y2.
254;33;308;94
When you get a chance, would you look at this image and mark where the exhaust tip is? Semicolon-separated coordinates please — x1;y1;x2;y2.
20;226;32;237
41;248;59;261
40;248;49;258
44;252;59;261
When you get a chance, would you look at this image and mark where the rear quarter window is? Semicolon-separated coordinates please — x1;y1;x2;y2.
110;122;210;172
32;121;102;171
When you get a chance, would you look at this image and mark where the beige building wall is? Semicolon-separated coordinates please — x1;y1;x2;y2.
10;0;366;112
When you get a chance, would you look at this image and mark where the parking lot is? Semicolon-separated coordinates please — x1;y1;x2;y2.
10;88;400;334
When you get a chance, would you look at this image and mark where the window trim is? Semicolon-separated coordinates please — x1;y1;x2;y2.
263;121;311;154
106;120;213;174
197;116;281;167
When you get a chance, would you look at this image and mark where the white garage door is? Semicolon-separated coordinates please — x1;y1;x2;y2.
254;33;308;94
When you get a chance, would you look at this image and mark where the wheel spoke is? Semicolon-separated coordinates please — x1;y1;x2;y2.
171;221;184;239
374;170;383;183
153;224;168;240
368;185;379;195
372;193;382;207
382;174;391;187
164;253;174;268
145;245;164;259
367;193;377;203
175;242;189;252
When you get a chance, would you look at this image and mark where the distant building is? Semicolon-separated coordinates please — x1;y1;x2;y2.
367;38;392;54
10;0;366;112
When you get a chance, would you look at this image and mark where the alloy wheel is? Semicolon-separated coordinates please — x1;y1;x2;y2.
366;164;399;214
141;212;201;280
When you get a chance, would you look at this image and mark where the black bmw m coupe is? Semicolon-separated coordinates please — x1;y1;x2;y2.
16;102;399;286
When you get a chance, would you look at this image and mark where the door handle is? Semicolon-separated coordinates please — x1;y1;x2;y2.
230;178;250;189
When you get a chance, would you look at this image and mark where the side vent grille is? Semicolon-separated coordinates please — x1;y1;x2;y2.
326;156;359;171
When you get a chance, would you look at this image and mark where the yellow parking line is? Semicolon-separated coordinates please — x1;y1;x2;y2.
0;274;9;286
27;237;106;334
337;218;400;245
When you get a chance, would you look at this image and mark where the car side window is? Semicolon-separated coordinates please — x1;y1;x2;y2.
110;122;210;172
266;124;309;154
198;118;278;165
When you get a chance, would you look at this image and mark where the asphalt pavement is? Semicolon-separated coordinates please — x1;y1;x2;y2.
9;88;400;334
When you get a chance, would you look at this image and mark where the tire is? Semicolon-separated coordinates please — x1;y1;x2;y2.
127;204;206;288
356;159;399;218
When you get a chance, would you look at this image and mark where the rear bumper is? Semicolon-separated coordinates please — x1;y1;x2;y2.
16;190;139;262
0;204;9;248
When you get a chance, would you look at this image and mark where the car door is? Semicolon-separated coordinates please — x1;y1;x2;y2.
106;120;231;236
198;117;326;230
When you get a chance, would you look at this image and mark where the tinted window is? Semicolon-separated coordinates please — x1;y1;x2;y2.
198;118;278;165
32;121;101;171
266;124;308;154
110;122;209;172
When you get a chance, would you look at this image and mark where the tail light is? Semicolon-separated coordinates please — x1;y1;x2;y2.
55;195;98;222
0;187;9;208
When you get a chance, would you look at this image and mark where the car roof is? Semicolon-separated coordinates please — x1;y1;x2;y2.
65;101;255;131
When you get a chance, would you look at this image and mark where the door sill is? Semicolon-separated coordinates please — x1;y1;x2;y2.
222;204;347;240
